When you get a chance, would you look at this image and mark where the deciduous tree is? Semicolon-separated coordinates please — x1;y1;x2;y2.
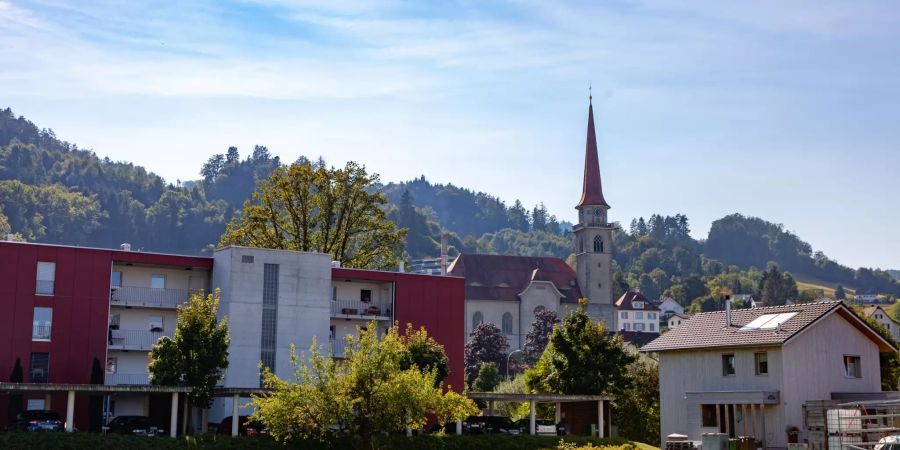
400;323;450;387
523;309;559;367
464;323;509;384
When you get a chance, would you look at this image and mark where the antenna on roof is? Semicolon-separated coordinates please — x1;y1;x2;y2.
589;81;592;104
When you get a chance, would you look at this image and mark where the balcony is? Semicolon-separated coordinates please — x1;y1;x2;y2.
330;299;391;320
108;330;170;351
106;373;150;385
330;339;348;358
110;286;193;309
32;325;51;341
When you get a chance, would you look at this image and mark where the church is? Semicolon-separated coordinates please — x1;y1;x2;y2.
447;98;618;347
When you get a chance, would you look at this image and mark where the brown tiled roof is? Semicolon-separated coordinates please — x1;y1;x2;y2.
447;253;582;303
576;102;610;209
863;305;900;324
641;301;896;353
615;291;660;311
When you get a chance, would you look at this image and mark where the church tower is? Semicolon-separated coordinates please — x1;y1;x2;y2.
574;96;615;312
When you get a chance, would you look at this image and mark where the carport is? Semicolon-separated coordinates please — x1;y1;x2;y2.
212;387;267;437
467;392;614;436
0;382;191;437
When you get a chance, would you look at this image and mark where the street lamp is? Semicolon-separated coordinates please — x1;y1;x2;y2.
506;349;523;380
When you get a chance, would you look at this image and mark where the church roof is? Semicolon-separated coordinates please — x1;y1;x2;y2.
447;253;582;303
576;101;610;209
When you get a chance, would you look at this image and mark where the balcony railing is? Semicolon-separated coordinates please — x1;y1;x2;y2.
32;325;51;341
330;339;348;358
105;373;150;385
108;329;169;351
35;280;54;295
330;299;392;320
110;286;193;309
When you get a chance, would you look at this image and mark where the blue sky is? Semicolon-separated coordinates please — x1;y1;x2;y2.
1;0;899;270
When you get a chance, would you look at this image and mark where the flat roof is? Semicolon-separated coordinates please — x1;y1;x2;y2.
467;392;613;402
0;383;191;394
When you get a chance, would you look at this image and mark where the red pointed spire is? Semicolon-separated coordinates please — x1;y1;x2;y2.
576;99;610;209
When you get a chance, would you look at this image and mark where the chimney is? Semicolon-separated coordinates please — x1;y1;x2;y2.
725;295;732;327
398;261;405;273
440;232;449;275
120;243;132;251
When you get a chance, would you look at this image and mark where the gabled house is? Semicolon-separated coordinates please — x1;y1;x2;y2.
642;301;897;448
666;312;690;330
615;290;660;332
862;305;900;341
657;297;684;317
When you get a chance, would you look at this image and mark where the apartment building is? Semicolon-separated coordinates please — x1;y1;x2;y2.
0;241;464;430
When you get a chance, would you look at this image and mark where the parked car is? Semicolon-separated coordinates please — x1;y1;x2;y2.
9;410;64;432
516;418;558;435
105;415;164;436
465;416;519;434
216;415;266;437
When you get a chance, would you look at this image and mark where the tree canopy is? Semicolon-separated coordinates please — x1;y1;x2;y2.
464;322;509;385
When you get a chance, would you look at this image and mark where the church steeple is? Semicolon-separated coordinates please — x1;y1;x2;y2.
576;98;610;210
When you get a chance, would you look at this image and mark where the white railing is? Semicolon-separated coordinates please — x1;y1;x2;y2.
330;299;391;320
108;330;169;351
105;373;150;385
110;286;193;308
32;325;51;341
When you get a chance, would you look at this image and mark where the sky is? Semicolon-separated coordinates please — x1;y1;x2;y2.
1;0;899;270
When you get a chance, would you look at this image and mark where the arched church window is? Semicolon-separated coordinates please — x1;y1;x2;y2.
472;311;483;330
593;235;603;253
502;313;513;334
534;305;546;315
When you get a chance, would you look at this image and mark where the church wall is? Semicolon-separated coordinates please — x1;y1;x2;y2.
465;299;521;349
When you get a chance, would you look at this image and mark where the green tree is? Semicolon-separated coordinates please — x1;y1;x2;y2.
400;323;450;387
149;290;230;430
614;359;660;445
472;362;502;392
523;309;559;367
464;323;509;384
835;285;846;300
757;264;798;306
250;323;478;449
220;161;406;270
525;300;635;394
0;207;10;235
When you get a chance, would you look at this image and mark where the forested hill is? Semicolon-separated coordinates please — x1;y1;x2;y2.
0;107;898;298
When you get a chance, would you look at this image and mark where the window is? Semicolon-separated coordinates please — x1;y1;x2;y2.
149;316;163;332
260;264;279;379
329;326;335;341
151;274;166;290
621;311;629;319
593;236;603;253
360;289;372;303
701;404;718;427
623;323;631;331
30;352;49;383
32;307;52;341
648;312;656;320
106;357;118;374
578;238;584;253
634;323;646;331
332;286;337;301
649;323;656;332
636;312;644;320
633;301;644;309
472;311;483;329
110;271;122;288
722;354;735;376
755;352;769;375
241;255;255;263
844;355;862;378
36;262;55;295
502;313;513;334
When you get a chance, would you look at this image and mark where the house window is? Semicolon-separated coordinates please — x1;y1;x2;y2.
633;301;644;309
649;323;656;332
472;311;483;329
151;274;165;289
593;236;603;253
755;352;769;375
634;323;645;331
636;312;644;320
149;316;163;332
106;357;118;374
329;326;335;341
36;262;55;295
722;354;736;376
30;352;49;383
502;313;513;334
360;289;372;303
32;307;52;341
621;311;629;319
623;323;631;331
241;255;255;263
648;312;656;320
844;355;862;378
260;263;279;379
110;271;122;289
701;404;718;427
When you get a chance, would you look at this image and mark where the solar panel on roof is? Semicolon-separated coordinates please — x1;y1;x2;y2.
739;312;798;331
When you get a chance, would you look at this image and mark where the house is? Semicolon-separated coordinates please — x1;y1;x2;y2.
642;301;896;448
666;312;690;330
862;305;900;341
615;290;660;332
657;297;684;316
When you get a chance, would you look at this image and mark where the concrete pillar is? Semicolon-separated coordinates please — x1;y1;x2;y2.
455;419;462;435
169;392;179;438
406;426;412;437
529;400;536;436
488;400;494;416
231;394;240;437
724;404;731;436
65;390;75;432
555;402;561;424
597;400;605;438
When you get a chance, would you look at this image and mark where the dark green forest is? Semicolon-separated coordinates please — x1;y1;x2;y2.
1;107;898;305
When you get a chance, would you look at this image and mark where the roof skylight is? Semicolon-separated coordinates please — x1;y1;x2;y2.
739;312;798;331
